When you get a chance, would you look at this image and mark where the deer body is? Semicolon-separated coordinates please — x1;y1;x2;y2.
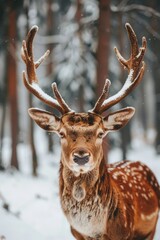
60;159;159;240
58;113;160;240
21;24;160;239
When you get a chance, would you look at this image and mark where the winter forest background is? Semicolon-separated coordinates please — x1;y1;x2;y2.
0;0;160;239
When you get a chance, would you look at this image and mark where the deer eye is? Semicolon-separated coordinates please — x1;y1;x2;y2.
59;131;66;139
97;131;104;139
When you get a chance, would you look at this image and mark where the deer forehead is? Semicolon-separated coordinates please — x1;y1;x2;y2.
60;113;103;134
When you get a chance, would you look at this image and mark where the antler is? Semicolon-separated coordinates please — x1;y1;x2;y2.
91;23;147;114
21;25;72;114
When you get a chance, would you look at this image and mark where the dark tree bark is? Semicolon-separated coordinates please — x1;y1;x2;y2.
0;96;7;170
24;0;38;175
96;0;111;161
46;0;54;152
0;105;5;169
117;14;132;160
0;45;8;170
75;0;85;112
96;0;110;96
8;5;19;169
149;1;160;154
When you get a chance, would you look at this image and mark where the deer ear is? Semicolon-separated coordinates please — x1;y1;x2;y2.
103;107;135;131
28;108;60;132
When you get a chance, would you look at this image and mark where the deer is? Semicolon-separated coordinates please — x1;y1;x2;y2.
21;23;160;240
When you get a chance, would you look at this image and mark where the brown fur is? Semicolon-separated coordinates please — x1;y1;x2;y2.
28;110;160;240
57;113;160;240
60;159;160;240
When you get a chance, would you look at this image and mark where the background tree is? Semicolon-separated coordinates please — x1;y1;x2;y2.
23;0;38;176
46;0;54;153
96;0;111;160
7;2;19;169
149;0;160;154
0;2;8;170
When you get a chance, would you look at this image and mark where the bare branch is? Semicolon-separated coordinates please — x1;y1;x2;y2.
111;4;160;18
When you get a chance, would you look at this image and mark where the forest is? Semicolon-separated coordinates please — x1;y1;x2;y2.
0;0;160;239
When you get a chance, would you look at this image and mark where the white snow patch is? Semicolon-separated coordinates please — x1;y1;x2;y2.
102;69;134;107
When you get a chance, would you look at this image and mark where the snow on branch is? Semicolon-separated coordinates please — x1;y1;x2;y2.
111;4;160;18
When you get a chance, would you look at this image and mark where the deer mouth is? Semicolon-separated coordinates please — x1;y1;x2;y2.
70;154;94;174
71;163;93;174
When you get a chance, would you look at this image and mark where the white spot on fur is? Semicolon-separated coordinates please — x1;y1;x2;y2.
140;165;144;170
141;210;158;221
120;185;124;190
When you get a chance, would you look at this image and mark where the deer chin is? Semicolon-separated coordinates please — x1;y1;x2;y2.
70;162;94;176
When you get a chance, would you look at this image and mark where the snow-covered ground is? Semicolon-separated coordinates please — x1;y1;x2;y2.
0;138;160;240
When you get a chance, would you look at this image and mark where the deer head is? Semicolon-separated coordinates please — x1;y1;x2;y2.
21;23;146;175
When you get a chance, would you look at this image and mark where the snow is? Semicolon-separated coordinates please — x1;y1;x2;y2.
0;140;74;240
102;69;134;108
31;82;59;105
0;138;160;240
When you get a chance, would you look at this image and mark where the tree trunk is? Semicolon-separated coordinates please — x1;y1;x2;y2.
0;101;6;170
0;51;7;170
96;0;110;96
150;1;160;154
96;0;111;161
75;0;85;112
47;0;54;152
118;14;131;160
24;0;38;175
8;5;19;169
0;91;7;170
29;99;38;176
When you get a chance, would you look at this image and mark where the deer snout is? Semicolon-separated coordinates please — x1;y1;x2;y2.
73;149;90;165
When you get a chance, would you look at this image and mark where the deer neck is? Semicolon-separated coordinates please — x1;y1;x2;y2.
59;153;108;202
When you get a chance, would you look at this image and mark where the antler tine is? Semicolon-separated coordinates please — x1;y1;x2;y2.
89;79;111;114
126;23;139;59
90;23;147;114
21;25;72;114
52;83;73;113
22;71;64;113
114;23;147;76
99;63;145;114
26;25;37;61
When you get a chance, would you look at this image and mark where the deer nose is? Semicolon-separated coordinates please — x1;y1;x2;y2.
73;149;90;165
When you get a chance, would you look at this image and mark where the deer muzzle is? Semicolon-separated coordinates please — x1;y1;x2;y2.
73;149;90;166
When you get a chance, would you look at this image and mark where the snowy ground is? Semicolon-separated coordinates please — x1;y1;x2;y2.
0;139;160;240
